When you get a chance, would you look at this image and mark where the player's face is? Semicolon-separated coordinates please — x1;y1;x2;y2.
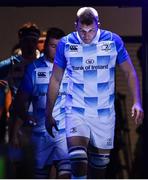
76;21;98;44
48;38;60;62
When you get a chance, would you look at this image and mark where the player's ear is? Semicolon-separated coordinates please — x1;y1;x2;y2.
74;22;78;31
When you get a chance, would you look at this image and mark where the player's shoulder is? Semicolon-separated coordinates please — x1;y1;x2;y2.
100;29;121;42
65;32;80;44
28;56;45;70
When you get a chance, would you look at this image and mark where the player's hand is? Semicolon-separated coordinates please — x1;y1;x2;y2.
131;103;144;126
45;115;58;138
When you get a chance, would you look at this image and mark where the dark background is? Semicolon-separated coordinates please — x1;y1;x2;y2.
0;0;143;7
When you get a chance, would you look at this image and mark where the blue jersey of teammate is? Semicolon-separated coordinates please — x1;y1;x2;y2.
20;55;68;132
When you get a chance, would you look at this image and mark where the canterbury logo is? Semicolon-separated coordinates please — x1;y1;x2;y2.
38;72;46;77
69;45;78;51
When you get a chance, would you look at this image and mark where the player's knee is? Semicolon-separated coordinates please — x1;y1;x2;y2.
89;153;110;169
69;146;88;175
57;159;71;178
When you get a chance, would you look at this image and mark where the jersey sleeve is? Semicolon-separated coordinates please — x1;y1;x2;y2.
54;37;67;69
113;33;130;64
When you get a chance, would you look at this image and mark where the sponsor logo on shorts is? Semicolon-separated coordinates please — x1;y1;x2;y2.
107;138;112;146
70;127;77;133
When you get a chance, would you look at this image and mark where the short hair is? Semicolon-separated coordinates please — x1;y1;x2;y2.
44;27;65;55
76;7;99;25
18;22;41;40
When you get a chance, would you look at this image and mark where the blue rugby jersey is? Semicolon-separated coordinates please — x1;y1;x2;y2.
54;29;129;118
20;55;68;132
